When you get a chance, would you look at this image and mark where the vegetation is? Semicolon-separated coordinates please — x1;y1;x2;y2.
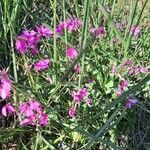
0;0;149;149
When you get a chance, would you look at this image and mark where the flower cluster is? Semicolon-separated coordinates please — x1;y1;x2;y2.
116;80;128;96
15;25;53;54
90;26;105;37
122;60;148;75
0;69;15;116
69;88;92;118
56;17;82;34
19;99;48;126
128;65;148;75
112;59;148;77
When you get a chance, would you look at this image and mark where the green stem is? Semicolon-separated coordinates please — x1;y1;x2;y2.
52;0;57;83
78;0;90;87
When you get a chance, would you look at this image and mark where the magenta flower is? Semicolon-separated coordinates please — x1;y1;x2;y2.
79;88;88;97
125;98;138;109
29;99;42;113
72;88;88;103
120;80;128;91
1;103;15;116
56;21;64;34
34;58;50;71
0;69;12;99
22;30;40;47
15;38;28;54
116;80;128;96
15;29;40;55
40;114;48;126
36;25;53;38
96;27;105;37
66;48;78;60
19;103;29;114
85;98;92;107
90;26;105;37
140;67;148;74
20;118;31;126
131;26;141;37
69;107;76;118
134;66;141;75
122;59;133;67
19;99;48;126
73;91;83;103
66;17;82;32
90;27;97;33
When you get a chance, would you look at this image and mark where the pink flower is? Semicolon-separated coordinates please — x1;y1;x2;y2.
34;58;50;71
56;21;64;34
122;60;133;67
115;88;122;96
0;69;12;99
140;67;148;74
73;91;83;103
69;107;76;118
85;98;92;107
66;17;82;32
116;80;128;96
19;99;48;126
15;29;41;55
66;48;78;60
20;118;32;126
90;27;97;33
40;114;48;126
21;30;40;47
125;98;138;109
134;66;141;75
95;27;105;37
131;26;141;37
29;99;41;113
36;25;53;38
1;103;15;116
15;38;27;54
79;88;88;97
19;103;29;114
72;88;88;103
90;26;105;37
119;80;128;91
